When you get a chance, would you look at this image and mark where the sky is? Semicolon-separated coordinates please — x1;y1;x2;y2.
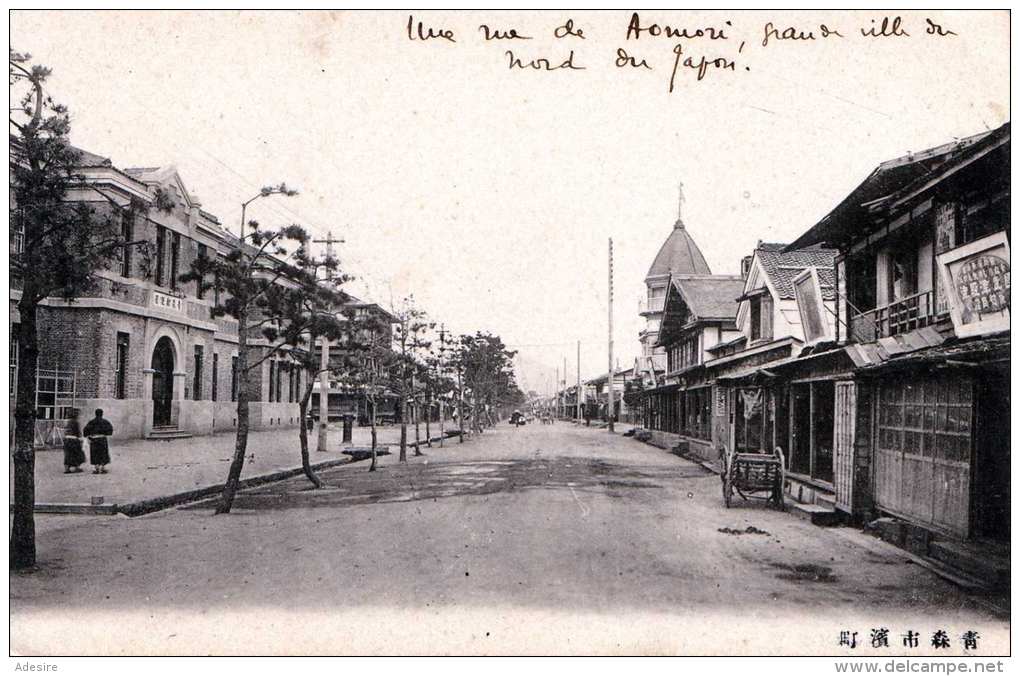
10;10;1009;395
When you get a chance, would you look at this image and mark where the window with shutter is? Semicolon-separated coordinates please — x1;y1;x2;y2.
761;294;773;340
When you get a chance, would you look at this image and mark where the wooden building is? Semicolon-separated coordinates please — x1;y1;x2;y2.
706;242;840;498
783;122;1010;542
642;273;744;463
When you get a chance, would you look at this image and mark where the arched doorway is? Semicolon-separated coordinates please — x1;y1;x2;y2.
152;336;175;427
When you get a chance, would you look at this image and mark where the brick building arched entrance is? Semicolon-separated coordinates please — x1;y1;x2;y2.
151;336;176;427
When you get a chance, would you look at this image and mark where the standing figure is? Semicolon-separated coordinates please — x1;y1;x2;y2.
83;408;113;474
62;409;86;473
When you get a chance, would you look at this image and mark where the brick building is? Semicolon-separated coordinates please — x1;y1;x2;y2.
11;149;319;443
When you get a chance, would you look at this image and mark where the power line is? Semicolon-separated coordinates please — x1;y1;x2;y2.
103;86;392;304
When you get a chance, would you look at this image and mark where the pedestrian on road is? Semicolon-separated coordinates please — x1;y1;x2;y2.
83;408;113;474
62;409;86;473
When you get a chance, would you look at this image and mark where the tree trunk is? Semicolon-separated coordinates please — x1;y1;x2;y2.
458;385;465;443
11;297;39;570
413;399;422;456
399;420;408;462
438;398;445;448
425;388;432;449
216;308;251;514
369;395;378;472
298;379;323;488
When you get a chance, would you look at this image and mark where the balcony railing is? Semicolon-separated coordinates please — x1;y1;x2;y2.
850;290;944;342
639;297;665;314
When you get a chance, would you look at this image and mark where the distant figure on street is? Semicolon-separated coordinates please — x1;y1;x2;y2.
83;408;113;474
62;409;86;473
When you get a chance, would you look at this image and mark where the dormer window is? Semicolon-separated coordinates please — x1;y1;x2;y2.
748;293;772;342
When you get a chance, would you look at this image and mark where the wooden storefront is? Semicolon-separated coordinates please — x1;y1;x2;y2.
872;372;974;539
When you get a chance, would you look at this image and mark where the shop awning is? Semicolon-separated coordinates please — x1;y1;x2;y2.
713;359;796;385
852;332;1009;373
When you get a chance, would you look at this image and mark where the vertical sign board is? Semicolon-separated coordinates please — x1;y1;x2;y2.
936;231;1010;339
933;202;958;316
833;381;856;514
934;201;958;255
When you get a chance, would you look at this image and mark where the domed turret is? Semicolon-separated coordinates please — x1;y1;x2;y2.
637;186;712;385
644;217;712;282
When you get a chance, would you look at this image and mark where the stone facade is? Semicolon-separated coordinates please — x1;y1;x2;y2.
10;155;307;443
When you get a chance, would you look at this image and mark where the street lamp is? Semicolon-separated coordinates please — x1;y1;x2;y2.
238;183;299;252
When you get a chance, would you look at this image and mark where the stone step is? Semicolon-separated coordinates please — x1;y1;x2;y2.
929;539;1010;589
908;551;989;592
147;428;193;441
790;501;840;527
815;492;838;510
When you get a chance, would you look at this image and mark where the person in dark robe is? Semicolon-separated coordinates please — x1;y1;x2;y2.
83;408;113;474
62;409;86;473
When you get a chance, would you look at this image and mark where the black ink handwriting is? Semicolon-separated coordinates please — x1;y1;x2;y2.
407;15;456;43
554;19;586;39
506;50;585;70
616;48;652;69
479;25;532;41
628;13;730;41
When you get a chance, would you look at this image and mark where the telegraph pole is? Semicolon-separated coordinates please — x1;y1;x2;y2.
312;230;344;452
438;324;446;448
562;356;567;419
608;238;615;433
555;365;559;421
576;340;581;421
457;364;465;443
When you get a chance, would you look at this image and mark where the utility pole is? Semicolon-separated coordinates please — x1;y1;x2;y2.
608;238;615;434
576;340;581;421
438;324;446;448
316;337;330;452
555;365;559;421
562;356;567;420
457;363;465;444
312;230;344;452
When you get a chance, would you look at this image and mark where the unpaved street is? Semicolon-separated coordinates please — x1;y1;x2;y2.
11;423;1008;655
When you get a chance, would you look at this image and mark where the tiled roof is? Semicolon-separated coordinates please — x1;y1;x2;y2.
756;244;839;300
72;146;113;167
672;274;745;320
123;166;159;176
787;122;1008;251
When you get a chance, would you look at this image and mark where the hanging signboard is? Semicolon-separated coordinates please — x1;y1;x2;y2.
936;231;1010;339
792;267;832;344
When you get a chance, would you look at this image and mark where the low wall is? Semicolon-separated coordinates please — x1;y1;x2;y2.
646;430;714;455
685;438;717;466
207;402;303;433
70;398;147;441
24;398;304;445
646;429;679;450
784;475;836;507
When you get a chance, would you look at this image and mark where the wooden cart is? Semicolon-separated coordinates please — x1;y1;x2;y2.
719;445;786;510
